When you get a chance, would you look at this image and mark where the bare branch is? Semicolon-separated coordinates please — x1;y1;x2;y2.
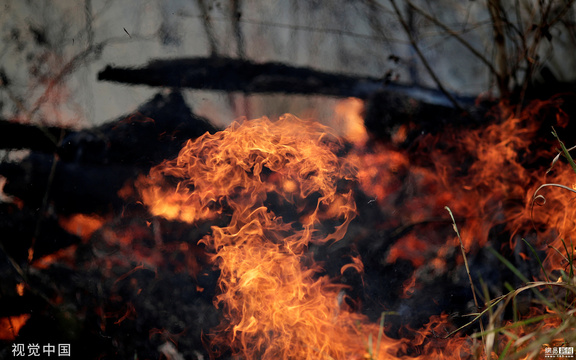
388;0;464;111
177;12;410;45
231;0;245;59
196;0;221;56
487;0;510;98
405;0;500;80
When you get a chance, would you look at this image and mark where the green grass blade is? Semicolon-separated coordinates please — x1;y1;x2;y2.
497;340;512;360
560;238;574;279
445;295;507;337
368;333;373;358
472;314;548;338
521;238;550;283
552;127;576;175
488;248;555;308
375;312;385;360
487;247;530;283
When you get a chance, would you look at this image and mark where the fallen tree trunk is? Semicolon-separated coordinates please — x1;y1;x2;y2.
0;120;71;152
0;91;217;214
98;56;475;108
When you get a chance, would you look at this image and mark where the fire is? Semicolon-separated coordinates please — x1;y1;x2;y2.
138;115;406;359
31;245;78;270
0;315;31;341
59;213;106;242
345;97;576;358
16;283;25;296
134;97;575;359
349;98;574;273
335;97;369;146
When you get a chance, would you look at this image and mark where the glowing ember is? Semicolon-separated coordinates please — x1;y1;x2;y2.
31;245;77;270
0;315;31;341
59;213;106;242
16;283;25;297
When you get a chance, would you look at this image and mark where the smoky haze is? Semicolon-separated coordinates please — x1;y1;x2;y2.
0;0;574;128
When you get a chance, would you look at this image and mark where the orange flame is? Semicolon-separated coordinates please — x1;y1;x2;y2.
136;98;575;359
335;97;369;146
346;97;576;356
351;99;573;275
0;314;31;341
138;115;412;359
31;245;77;270
16;283;25;296
59;213;106;242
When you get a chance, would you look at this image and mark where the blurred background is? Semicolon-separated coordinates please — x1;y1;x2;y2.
2;0;575;129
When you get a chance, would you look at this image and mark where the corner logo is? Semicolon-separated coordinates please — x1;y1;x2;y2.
544;346;574;358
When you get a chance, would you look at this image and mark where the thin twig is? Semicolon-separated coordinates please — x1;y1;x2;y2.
0;228;56;308
27;35;152;124
404;0;499;79
231;0;245;59
388;0;464;111
487;0;510;98
27;128;66;273
365;0;393;48
548;0;576;28
445;207;481;312
516;0;575;110
196;0;221;56
178;12;410;44
445;206;486;347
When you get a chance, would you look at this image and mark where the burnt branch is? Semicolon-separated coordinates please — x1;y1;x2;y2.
0;119;69;152
388;0;464;111
97;56;475;108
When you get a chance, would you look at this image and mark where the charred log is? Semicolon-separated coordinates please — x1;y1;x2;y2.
61;91;218;165
98;56;475;108
0;120;71;152
0;154;135;214
363;89;489;145
0;91;217;215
